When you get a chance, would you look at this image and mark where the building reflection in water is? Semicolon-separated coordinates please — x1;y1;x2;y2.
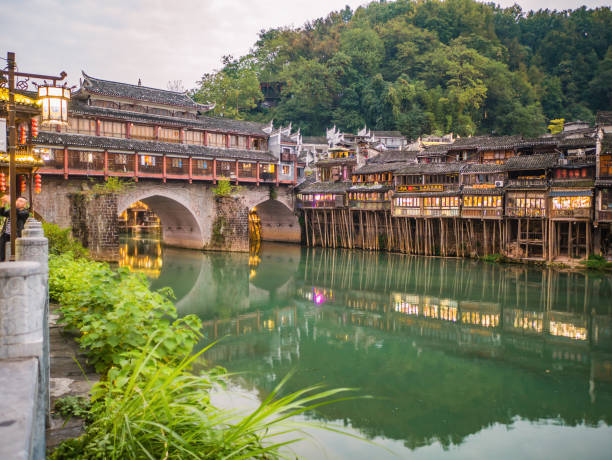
119;236;163;278
137;241;612;454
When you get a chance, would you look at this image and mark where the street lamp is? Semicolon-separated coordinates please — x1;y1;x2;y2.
0;51;67;260
38;85;70;126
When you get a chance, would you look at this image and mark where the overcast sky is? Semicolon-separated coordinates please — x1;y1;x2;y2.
1;0;609;92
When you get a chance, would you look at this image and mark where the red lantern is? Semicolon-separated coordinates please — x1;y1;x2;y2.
18;124;27;144
34;174;42;194
0;173;5;192
19;175;26;194
31;118;39;138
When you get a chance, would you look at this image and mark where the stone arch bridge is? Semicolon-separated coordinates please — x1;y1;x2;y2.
34;177;300;256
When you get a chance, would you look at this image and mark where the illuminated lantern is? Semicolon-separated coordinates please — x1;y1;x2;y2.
34;174;42;194
30;118;39;138
38;85;71;126
19;175;26;194
18;124;27;144
0;173;5;192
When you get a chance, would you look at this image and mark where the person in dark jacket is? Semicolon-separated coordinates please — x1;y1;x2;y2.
0;195;30;261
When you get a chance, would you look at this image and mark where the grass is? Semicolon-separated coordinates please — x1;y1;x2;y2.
580;254;612;272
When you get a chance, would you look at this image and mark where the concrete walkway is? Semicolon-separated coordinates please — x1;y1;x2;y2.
45;304;99;452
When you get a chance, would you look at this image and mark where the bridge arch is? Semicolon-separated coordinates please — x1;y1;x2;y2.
118;191;204;250
250;199;300;243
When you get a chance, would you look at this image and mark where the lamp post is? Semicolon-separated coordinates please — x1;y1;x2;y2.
1;51;67;260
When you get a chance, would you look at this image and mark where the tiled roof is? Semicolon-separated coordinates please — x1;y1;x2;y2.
34;131;276;162
354;162;405;174
504;153;559;170
372;131;404;138
517;137;558;149
596;111;612;126
68;101;269;136
349;184;392;192
419;144;450;156
447;135;522;151
370;150;418;164
302;136;328;145
558;137;596;148
298;181;352;194
80;73;202;108
602;134;612;154
595;179;612;187
397;162;464;175
461;163;506;174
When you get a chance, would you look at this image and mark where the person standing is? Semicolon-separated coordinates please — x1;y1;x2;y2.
0;195;30;261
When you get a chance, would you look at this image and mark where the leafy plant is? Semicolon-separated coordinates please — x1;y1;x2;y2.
42;222;89;258
213;179;242;197
49;253;202;373
54;395;92;421
49;339;357;460
481;253;508;263
91;177;134;195
581;254;612;272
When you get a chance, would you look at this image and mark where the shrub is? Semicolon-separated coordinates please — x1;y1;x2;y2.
42;222;88;258
581;254;612;271
213;179;242;197
49;253;202;373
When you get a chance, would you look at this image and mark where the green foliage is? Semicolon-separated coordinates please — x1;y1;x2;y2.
581;254;612;271
192;0;612;137
54;395;92;421
49;253;202;373
90;177;134;195
42;222;88;258
212;179;241;197
481;253;508;263
49;341;357;460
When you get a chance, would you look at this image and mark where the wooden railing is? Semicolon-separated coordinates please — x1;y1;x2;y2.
392;207;422;217
349;200;390;211
505;207;547;218
461;208;503;218
597;210;612;222
550;208;591;219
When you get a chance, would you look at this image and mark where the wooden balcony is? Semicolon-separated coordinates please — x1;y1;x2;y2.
298;198;344;209
393;207;422;217
597;210;612;222
461;208;503;219
506;179;548;188
423;208;460;217
349;200;390;211
506;207;547;218
549;208;591;219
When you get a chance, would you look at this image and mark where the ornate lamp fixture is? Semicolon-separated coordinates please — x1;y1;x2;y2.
38;84;70;126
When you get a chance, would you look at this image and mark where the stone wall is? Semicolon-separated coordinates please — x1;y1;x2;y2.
207;196;250;252
69;193;119;261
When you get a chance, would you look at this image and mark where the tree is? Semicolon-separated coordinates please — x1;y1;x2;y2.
547;118;565;135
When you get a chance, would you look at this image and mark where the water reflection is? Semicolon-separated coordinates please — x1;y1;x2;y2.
126;236;612;458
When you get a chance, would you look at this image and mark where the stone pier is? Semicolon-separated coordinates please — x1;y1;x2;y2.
0;219;49;460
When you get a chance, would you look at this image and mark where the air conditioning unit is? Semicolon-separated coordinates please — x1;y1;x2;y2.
495;180;504;187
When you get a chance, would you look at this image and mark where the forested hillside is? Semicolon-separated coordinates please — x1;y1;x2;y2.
192;0;612;138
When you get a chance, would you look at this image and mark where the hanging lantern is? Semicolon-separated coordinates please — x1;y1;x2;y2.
19;175;26;194
31;118;39;138
0;173;5;192
34;174;42;194
18;124;27;144
38;85;71;126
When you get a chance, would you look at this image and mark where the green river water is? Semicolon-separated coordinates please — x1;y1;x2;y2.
121;236;612;459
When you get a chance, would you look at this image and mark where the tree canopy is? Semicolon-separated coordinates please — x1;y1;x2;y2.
193;0;612;138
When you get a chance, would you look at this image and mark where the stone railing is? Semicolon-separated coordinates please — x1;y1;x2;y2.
0;219;49;460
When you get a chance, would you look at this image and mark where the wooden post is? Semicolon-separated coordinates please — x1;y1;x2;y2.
586;221;591;258
256;161;260;186
188;156;193;184
213;158;217;184
235;160;240;184
162;155;167;182
134;153;139;182
104;150;108;179
63;146;69;179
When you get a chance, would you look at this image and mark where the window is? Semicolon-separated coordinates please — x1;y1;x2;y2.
185;130;203;145
132;124;155;140
229;135;247;149
252;138;267;151
141;155;156;166
208;132;226;147
282;165;291;175
79;151;94;163
552;196;591;210
160;127;180;142
601;154;612;178
171;158;183;168
101;120;126;138
115;154;128;165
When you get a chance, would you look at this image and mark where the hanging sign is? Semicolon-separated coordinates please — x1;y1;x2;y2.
396;184;444;193
0;118;6;152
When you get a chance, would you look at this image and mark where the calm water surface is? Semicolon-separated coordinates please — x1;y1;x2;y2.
121;236;612;459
